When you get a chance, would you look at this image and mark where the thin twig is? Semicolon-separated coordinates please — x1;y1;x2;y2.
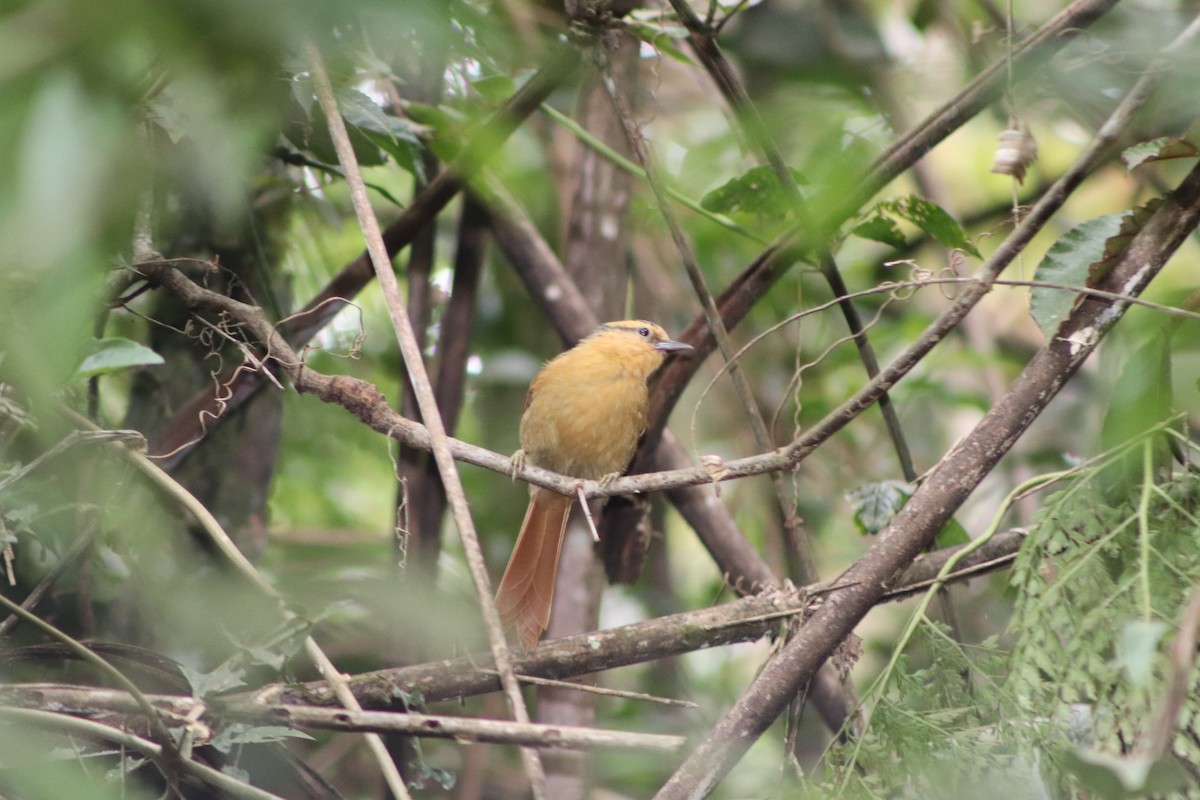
303;41;547;799
605;56;818;583
249;530;1026;708
136;256;1200;512
0;593;183;783
149;46;576;469
0;708;285;800
484;670;698;708
0;687;685;751
0;513;102;637
653;148;1200;800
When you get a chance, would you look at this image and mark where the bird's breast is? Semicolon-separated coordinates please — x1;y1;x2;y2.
520;360;652;480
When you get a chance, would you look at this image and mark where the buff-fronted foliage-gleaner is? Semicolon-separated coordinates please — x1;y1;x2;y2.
495;321;693;649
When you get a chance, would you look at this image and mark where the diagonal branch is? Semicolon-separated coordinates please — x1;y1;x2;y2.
264;530;1024;706
150;46;577;469
304;42;548;798
653;155;1200;800
642;0;1121;444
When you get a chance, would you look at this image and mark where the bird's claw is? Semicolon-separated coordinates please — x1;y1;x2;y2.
510;449;526;481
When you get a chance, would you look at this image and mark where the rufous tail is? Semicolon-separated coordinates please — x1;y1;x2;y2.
495;489;572;649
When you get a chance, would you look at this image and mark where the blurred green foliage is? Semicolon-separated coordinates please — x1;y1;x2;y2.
2;0;1200;797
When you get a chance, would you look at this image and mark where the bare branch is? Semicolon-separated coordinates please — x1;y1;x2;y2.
304;40;547;798
653;155;1200;800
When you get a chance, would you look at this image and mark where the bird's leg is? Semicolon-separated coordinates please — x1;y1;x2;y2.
575;481;600;543
597;472;621;487
510;449;526;481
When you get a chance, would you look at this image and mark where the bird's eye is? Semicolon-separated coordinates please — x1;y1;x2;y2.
638;327;651;338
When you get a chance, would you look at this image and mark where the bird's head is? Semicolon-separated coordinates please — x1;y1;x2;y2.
585;320;694;376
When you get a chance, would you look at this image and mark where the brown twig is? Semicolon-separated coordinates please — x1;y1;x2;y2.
304;41;548;798
653;157;1200;800
149;46;576;469
267;530;1022;707
0;689;683;752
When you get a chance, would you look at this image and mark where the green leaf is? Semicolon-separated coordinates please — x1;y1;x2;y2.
935;517;970;549
1090;199;1159;286
1115;619;1168;687
1029;213;1125;337
1099;332;1172;455
700;165;807;221
627;23;694;64
73;337;164;380
851;215;907;249
471;74;515;104
846;480;913;535
877;196;980;258
337;89;425;179
1122;136;1200;172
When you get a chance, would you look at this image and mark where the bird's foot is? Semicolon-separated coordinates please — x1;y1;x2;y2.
510;449;526;481
597;471;621;488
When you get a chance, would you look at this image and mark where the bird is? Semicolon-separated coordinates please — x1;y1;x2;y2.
495;320;694;649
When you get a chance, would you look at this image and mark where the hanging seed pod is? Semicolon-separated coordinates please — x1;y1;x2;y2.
991;124;1038;183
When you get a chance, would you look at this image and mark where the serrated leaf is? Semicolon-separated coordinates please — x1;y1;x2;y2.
700;165;807;221
846;480;913;535
878;196;980;258
851;215;907;249
1115;619;1168;687
1122;136;1200;171
74;338;164;380
1091;199;1160;286
1030;213;1125;337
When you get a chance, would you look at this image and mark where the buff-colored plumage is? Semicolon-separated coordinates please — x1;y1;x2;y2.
495;321;692;649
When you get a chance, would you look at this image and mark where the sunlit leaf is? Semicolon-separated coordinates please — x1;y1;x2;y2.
877;196;980;258
852;215;907;249
700;165;806;221
1030;213;1124;337
73;337;163;380
1122;136;1200;171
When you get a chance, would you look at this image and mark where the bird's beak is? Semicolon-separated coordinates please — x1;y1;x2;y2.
654;339;695;354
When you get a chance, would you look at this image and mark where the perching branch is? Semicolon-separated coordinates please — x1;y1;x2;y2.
149;45;577;469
